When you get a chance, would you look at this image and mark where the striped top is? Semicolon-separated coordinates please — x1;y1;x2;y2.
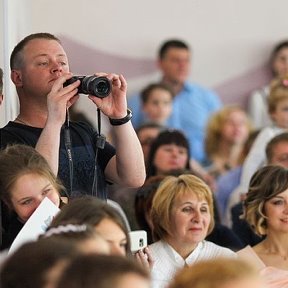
149;240;237;288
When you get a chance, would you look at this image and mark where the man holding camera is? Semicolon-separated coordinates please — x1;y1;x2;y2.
0;33;145;198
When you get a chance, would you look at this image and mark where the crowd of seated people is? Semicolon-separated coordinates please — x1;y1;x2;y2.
2;35;288;288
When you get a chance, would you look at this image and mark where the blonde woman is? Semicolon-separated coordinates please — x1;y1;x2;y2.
205;105;252;178
149;174;236;288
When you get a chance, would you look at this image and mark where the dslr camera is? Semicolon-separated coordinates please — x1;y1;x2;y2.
64;75;112;98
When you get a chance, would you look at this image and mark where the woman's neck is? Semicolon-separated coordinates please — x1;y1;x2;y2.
260;233;288;260
165;237;198;260
213;141;243;168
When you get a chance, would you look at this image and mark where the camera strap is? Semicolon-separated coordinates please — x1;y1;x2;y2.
64;108;106;200
64;110;74;196
91;108;106;200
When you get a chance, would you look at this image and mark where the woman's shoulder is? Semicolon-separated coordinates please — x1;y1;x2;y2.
201;240;237;258
149;240;166;253
237;245;266;270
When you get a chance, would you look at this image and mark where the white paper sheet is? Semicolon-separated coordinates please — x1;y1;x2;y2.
9;197;60;254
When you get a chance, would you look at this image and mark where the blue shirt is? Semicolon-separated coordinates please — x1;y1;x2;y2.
128;81;221;163
215;166;242;220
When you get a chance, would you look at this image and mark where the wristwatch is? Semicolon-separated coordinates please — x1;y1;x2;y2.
109;109;132;126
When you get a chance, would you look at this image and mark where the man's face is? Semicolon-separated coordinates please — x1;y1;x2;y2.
270;141;288;168
158;47;190;85
12;38;69;100
272;47;288;77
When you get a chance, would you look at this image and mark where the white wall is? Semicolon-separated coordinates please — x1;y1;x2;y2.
1;0;288;127
1;0;32;126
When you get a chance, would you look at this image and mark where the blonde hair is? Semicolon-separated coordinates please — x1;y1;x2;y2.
151;174;214;241
268;74;288;113
169;258;259;288
205;105;252;158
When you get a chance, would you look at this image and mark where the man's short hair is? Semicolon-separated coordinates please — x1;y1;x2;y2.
140;82;174;104
158;39;190;60
10;32;61;70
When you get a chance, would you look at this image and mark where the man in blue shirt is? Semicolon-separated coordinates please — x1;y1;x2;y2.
129;39;221;164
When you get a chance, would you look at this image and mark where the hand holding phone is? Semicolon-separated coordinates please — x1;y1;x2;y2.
129;230;147;253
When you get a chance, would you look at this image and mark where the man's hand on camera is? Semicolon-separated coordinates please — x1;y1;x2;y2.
46;73;80;125
88;73;128;119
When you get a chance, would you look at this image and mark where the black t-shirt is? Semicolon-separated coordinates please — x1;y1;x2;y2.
0;121;116;198
0;121;116;250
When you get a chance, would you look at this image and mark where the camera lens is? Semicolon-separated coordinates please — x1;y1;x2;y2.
64;75;112;98
82;76;111;98
95;79;111;96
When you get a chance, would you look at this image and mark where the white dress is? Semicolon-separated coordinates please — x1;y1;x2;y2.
149;240;237;288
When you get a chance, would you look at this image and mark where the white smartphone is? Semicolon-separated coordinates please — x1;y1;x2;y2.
129;230;147;253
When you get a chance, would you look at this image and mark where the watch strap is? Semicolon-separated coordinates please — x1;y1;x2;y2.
109;109;132;126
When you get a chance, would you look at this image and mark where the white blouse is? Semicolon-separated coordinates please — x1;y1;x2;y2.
149;240;237;288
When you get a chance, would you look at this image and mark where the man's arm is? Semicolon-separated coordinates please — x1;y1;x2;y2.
105;120;146;187
88;73;146;188
35;73;80;175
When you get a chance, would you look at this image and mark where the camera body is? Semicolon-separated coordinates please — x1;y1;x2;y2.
64;75;111;98
129;230;147;253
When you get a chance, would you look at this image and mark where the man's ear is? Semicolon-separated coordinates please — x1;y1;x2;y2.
0;94;3;106
11;69;23;87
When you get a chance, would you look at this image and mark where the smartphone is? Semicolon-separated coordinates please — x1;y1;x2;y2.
129;230;147;253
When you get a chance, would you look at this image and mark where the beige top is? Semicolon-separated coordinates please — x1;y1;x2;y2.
237;245;288;288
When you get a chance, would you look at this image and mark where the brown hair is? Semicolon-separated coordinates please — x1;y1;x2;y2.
268;74;288;114
243;165;288;235
0;238;79;288
169;258;259;288
158;39;190;60
10;32;61;69
57;254;150;288
140;82;174;104
0;144;64;208
50;196;131;254
265;132;288;163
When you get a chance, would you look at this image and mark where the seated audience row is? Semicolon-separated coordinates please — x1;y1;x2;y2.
1;142;288;288
1;240;263;288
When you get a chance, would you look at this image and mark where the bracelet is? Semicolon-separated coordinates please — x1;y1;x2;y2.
109;109;132;126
